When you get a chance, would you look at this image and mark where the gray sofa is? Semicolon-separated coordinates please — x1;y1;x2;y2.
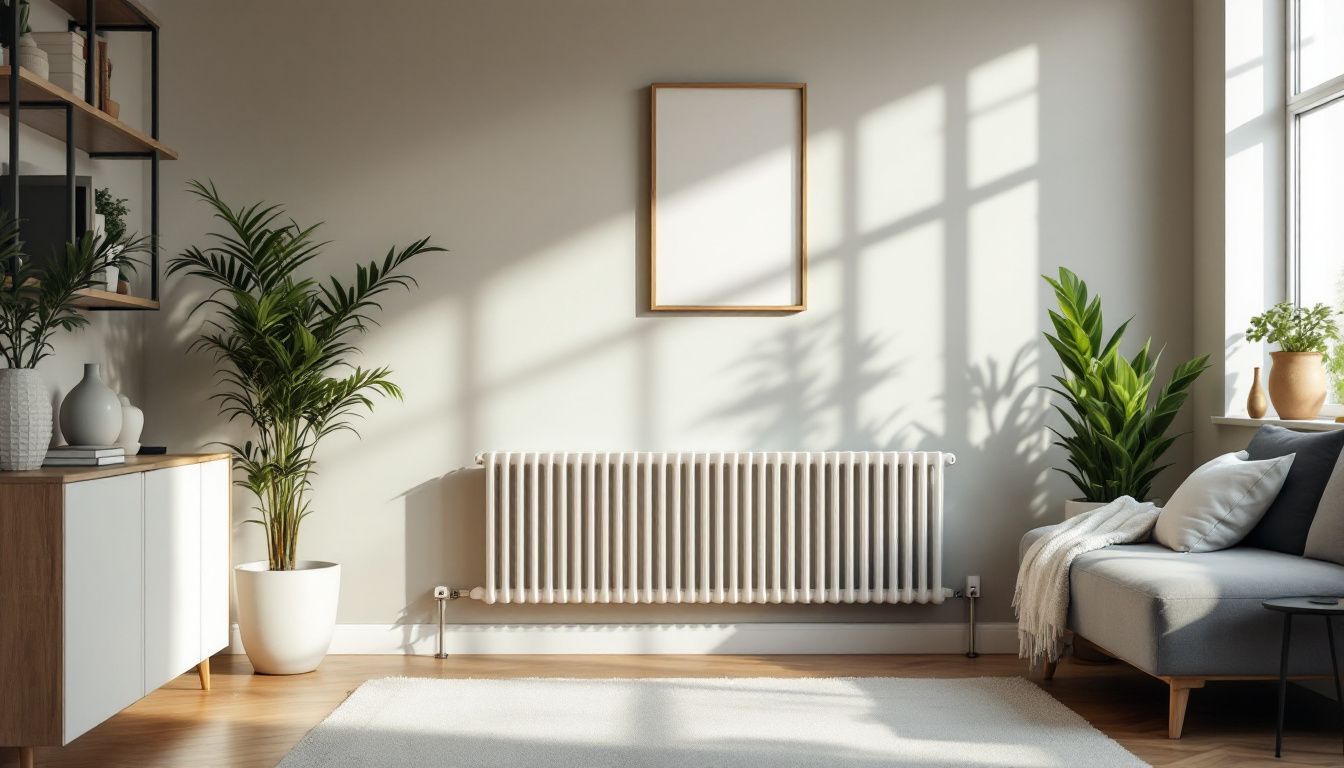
1021;526;1344;738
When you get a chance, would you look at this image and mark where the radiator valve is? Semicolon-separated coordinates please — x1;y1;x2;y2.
966;574;981;599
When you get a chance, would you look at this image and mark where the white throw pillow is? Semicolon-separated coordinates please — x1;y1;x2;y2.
1153;451;1296;553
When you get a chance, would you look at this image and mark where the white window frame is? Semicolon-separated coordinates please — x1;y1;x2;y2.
1287;0;1344;415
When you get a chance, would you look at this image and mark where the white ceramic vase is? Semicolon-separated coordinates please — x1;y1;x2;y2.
0;368;51;470
116;394;143;454
59;363;122;446
234;561;341;675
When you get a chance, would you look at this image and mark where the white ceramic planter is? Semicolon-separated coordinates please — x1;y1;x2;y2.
0;368;51;470
234;561;340;675
1064;499;1108;519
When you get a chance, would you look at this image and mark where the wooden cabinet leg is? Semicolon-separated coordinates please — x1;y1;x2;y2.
197;658;211;691
1165;677;1205;739
19;746;34;768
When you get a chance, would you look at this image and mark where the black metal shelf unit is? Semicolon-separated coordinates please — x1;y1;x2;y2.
5;0;164;310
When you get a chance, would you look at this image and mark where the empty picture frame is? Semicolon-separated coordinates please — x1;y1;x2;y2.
649;83;807;312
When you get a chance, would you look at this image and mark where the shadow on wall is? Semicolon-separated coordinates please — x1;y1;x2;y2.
147;0;1195;628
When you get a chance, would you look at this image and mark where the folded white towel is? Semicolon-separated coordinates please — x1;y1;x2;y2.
1013;497;1160;664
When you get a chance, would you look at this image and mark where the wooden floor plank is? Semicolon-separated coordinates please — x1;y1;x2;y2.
4;653;1342;767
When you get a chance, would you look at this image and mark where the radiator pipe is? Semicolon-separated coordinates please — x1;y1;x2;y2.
434;588;478;658
434;592;449;659
965;593;979;658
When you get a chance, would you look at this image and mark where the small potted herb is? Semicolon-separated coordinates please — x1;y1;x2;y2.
1246;302;1341;419
95;188;130;291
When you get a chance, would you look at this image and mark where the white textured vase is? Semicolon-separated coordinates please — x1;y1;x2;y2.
116;394;143;454
0;368;51;470
234;561;341;675
59;364;122;446
13;36;50;79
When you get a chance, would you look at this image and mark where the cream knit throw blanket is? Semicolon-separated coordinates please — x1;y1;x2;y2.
1013;497;1160;664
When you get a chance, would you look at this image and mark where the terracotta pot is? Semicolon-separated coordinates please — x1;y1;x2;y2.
1267;351;1327;420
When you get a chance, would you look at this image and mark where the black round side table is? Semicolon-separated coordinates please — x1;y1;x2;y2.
1262;596;1344;758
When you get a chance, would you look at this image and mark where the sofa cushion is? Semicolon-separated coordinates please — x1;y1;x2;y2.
1305;448;1344;565
1020;526;1344;676
1242;425;1344;554
1153;451;1294;552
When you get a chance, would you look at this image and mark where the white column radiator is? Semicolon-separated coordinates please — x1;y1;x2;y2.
469;451;956;606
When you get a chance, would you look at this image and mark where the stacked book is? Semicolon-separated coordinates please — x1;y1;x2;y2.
43;445;125;467
30;31;88;101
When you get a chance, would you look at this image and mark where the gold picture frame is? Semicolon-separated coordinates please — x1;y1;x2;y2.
649;82;807;313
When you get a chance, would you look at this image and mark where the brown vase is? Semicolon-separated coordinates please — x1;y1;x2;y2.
1267;351;1327;419
1247;366;1269;419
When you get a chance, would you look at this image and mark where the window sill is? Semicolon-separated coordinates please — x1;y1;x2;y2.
1211;415;1344;432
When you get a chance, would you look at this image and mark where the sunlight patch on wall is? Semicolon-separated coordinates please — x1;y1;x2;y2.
968;47;1038;189
858;220;946;445
808;128;845;256
477;219;631;387
967;181;1039;447
856;86;945;233
1225;62;1264;132
667;257;843;450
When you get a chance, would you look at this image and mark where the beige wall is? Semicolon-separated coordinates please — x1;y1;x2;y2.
144;0;1197;627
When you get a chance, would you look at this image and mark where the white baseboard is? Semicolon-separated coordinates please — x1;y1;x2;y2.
227;621;1018;656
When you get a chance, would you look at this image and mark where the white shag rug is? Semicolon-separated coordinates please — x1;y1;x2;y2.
279;676;1147;768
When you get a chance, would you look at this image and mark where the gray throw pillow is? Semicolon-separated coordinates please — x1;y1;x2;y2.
1305;448;1344;565
1242;425;1344;554
1154;451;1295;552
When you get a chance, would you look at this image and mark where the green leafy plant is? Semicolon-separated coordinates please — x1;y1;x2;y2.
168;180;443;571
0;213;143;368
96;188;130;246
2;0;32;43
1043;268;1210;502
1246;301;1340;353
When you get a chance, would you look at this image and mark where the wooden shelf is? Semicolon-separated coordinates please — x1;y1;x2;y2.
71;288;158;309
48;0;159;28
0;67;176;158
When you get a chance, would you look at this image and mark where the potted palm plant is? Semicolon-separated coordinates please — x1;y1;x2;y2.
1043;268;1209;516
1246;302;1340;419
0;214;141;470
169;181;442;675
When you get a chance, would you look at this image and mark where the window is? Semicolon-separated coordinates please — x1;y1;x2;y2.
1289;1;1344;410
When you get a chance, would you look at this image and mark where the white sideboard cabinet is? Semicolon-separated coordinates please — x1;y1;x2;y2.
0;454;231;768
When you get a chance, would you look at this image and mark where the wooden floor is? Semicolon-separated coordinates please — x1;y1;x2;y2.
6;653;1344;767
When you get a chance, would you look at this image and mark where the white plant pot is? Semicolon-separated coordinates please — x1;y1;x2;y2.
0;368;51;470
1064;499;1108;519
234;560;340;675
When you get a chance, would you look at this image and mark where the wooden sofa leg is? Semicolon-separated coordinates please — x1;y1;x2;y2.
197;658;211;691
19;746;34;768
1042;659;1057;680
1165;677;1205;739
